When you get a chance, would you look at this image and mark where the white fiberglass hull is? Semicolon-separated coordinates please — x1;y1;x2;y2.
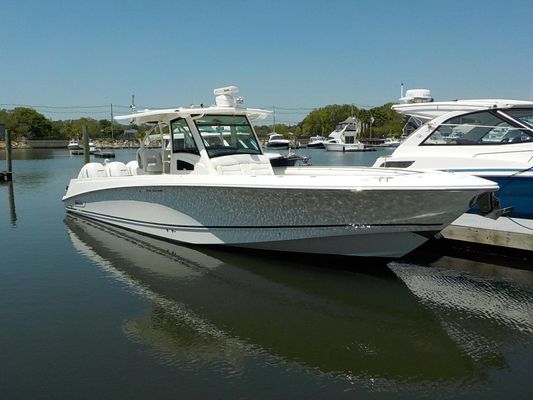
62;172;496;257
325;142;364;152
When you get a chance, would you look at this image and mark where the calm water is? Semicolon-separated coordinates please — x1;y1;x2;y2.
1;148;532;399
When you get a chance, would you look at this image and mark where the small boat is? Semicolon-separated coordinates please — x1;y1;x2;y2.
264;150;309;167
68;137;96;154
266;133;290;149
324;117;368;151
62;85;499;258
67;137;80;150
374;96;533;250
307;135;326;148
376;137;402;147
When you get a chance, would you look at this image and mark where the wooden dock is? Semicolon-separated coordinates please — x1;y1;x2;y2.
93;150;116;158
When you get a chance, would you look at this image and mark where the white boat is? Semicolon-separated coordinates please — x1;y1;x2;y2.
266;133;290;148
307;135;326;148
374;98;533;250
68;137;96;154
62;86;498;258
67;137;80;150
377;137;402;147
324;117;366;151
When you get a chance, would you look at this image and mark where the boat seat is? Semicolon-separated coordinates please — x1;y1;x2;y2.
137;148;163;174
210;154;274;175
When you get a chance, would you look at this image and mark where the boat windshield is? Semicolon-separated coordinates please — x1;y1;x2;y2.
194;115;261;158
423;110;533;145
502;109;533;130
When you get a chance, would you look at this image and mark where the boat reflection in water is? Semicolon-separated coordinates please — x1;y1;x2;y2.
65;215;533;394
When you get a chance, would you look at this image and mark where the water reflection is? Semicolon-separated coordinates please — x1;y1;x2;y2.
61;216;533;393
3;181;17;225
390;254;533;370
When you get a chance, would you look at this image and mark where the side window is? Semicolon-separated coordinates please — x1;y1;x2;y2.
423;111;520;145
171;118;199;154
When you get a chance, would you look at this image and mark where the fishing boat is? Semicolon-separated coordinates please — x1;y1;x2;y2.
374;98;533;250
62;86;499;258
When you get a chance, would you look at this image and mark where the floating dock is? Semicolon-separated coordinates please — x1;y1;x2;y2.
93;150;116;158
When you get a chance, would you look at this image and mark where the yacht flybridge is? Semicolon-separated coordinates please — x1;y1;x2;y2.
374;98;533;249
62;86;499;258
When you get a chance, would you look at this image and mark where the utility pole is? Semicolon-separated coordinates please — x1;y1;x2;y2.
272;105;276;133
110;103;114;141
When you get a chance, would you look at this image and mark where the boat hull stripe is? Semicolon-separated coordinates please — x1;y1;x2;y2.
65;206;443;230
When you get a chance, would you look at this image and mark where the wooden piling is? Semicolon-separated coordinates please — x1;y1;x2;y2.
1;125;13;182
82;126;90;165
5;128;12;173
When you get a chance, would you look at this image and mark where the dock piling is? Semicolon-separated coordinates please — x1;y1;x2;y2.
1;124;13;182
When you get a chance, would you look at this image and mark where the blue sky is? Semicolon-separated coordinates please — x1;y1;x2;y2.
1;0;532;124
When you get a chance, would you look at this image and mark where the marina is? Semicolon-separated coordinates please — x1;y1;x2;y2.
1;1;532;398
1;146;532;399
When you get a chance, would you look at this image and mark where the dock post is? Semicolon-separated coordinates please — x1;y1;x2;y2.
1;125;13;182
5;128;12;174
82;126;90;165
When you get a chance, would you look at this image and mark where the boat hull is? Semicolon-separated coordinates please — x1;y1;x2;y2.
63;181;485;257
325;142;365;152
266;142;290;149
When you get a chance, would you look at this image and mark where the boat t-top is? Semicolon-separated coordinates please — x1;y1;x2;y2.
62;86;499;258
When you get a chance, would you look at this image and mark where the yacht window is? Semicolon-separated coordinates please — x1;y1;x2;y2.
502;109;533;130
171;118;199;154
422;110;532;145
194;115;261;158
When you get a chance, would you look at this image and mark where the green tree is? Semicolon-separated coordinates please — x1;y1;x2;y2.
6;107;53;139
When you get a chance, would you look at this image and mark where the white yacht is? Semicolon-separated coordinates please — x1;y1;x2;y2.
67;137;80;150
266;133;290;149
374;98;533;250
307;135;326;148
324;117;365;151
62;86;498;258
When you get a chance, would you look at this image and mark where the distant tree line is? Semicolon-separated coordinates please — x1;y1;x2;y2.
1;103;406;142
0;107;144;141
254;103;406;139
